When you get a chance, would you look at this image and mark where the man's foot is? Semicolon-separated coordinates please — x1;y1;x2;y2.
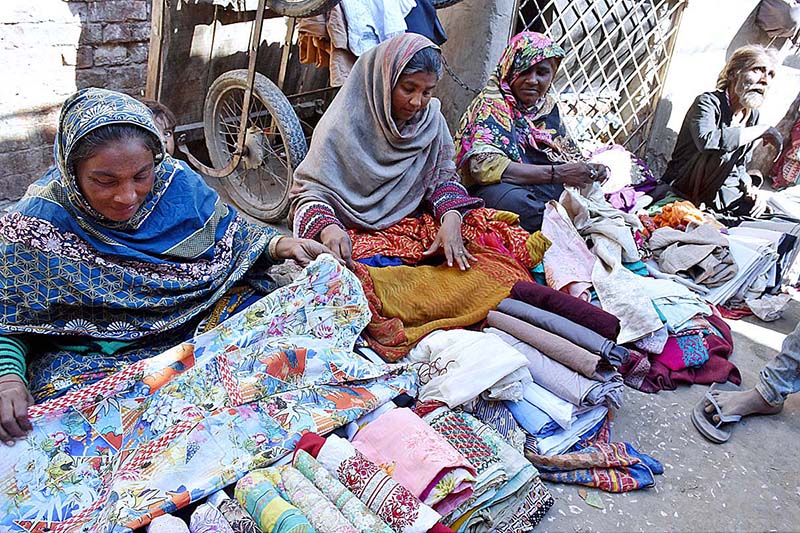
704;387;783;424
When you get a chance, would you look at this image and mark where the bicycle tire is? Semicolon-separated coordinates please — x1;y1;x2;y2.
266;0;342;17
204;70;307;222
430;0;465;9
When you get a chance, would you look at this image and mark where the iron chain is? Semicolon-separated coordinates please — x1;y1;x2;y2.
442;54;480;96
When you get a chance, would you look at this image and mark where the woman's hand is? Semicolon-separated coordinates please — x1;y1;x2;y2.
274;236;339;267
423;211;477;271
318;225;355;269
0;375;33;446
555;162;607;188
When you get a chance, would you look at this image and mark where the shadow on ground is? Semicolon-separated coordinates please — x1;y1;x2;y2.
543;300;800;532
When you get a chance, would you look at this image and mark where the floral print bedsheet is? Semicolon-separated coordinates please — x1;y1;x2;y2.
0;256;417;532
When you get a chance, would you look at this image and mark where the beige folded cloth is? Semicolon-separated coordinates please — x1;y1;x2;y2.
486;310;616;382
650;224;737;288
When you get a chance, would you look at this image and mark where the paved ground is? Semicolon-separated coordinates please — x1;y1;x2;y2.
543;299;800;532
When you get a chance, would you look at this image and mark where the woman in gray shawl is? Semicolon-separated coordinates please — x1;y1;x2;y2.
289;33;483;270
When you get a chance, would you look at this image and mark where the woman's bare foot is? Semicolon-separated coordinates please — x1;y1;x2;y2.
704;388;783;424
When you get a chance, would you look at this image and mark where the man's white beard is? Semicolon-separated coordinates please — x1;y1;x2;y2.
740;90;765;109
735;77;767;110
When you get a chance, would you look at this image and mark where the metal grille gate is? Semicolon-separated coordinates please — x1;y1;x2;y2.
515;0;688;156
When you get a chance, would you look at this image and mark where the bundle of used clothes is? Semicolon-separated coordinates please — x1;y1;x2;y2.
644;198;800;321
17;173;790;530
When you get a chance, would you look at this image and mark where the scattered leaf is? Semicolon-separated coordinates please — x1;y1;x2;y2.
584;492;605;509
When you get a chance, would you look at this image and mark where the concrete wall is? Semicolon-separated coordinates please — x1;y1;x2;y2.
646;0;800;177
0;0;151;205
436;0;516;131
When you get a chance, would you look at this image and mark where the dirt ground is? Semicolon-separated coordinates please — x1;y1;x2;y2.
542;299;800;533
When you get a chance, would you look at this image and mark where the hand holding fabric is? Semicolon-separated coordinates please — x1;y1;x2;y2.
0;375;33;445
556;162;606;188
319;225;355;269
423;211;476;270
275;236;341;267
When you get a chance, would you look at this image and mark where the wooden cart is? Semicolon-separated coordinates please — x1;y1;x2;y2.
145;0;460;222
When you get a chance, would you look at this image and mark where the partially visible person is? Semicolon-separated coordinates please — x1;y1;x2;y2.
770;114;800;189
0;88;333;443
692;321;798;444
141;98;177;155
453;31;607;233
662;44;783;219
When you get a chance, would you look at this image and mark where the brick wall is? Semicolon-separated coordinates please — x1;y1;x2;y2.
0;0;151;205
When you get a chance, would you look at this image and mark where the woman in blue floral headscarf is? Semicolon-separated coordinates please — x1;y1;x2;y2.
0;88;331;441
453;32;607;232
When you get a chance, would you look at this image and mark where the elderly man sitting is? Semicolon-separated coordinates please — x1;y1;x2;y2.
662;44;783;220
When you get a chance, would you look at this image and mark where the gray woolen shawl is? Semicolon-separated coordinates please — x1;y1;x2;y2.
289;33;458;231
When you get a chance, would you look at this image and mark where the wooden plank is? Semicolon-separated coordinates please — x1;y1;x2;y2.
156;1;172;102
145;0;165;99
277;17;297;91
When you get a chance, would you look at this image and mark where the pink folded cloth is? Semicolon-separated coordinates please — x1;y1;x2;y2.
352;407;476;516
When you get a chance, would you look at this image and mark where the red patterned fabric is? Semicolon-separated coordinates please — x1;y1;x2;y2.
349;208;535;269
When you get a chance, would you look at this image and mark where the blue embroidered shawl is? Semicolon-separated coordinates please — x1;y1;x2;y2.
0;88;278;339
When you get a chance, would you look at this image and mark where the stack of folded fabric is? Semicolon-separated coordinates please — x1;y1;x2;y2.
447;280;665;492
703;232;779;306
478;287;624;446
248;404;556;533
238;432;452;533
421;408;553;532
737;219;800;287
405;329;533;407
648;224;737;288
351;408;477;516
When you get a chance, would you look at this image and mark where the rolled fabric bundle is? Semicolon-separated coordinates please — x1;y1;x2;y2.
510;281;621;341
234;470;313;533
486;328;622;409
295;433;445;533
486;311;616;382
207;491;263;533
292;449;394;533
190;503;235;533
148;515;189;533
279;466;358;533
351;408;476;516
496;299;630;367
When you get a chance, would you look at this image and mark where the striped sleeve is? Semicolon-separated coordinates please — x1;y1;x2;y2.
427;181;484;222
293;201;344;240
0;336;28;382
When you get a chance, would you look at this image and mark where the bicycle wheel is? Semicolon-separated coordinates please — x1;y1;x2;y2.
266;0;342;17
204;70;307;222
430;0;465;8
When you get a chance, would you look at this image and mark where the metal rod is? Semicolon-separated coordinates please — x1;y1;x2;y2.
178;0;269;178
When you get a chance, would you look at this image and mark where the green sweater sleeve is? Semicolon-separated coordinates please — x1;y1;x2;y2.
0;335;28;382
